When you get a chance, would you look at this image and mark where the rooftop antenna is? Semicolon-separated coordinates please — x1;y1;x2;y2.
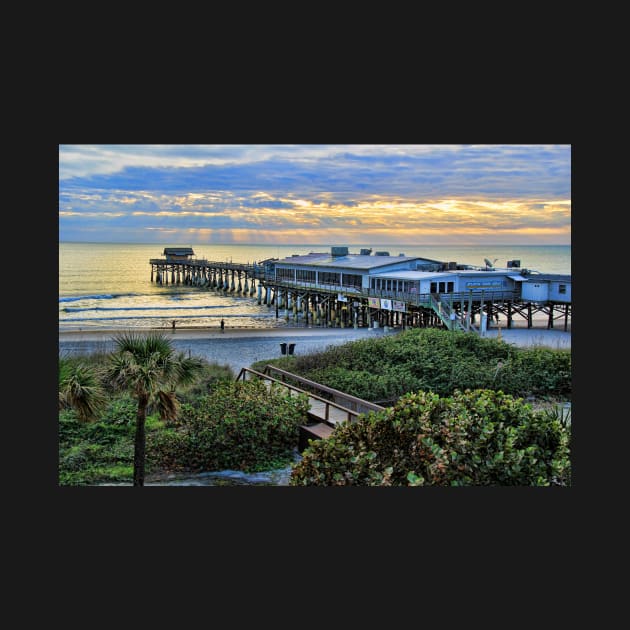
484;257;498;269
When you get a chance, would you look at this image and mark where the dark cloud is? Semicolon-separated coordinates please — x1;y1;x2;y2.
59;145;571;243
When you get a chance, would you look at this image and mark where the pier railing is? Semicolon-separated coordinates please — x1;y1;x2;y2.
149;258;265;275
254;277;519;308
260;365;385;415
235;366;384;425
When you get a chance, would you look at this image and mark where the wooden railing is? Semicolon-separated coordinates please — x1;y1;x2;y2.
260;365;385;415
235;366;384;425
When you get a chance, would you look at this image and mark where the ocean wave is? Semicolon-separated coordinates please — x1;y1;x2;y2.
59;293;139;303
62;304;229;313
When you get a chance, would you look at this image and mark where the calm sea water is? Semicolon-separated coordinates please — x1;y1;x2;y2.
59;242;571;332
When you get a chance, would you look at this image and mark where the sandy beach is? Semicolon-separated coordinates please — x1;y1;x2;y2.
59;324;571;375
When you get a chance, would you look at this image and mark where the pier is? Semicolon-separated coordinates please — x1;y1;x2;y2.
149;247;264;297
149;247;571;332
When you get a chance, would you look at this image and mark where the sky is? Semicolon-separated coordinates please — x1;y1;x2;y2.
59;144;571;245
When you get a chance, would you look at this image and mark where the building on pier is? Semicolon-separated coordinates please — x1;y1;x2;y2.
272;247;446;291
265;247;571;331
520;273;572;303
147;245;571;332
163;247;195;261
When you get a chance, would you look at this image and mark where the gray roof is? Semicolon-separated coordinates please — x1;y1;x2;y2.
524;273;571;282
164;247;195;255
371;270;456;280
275;252;442;271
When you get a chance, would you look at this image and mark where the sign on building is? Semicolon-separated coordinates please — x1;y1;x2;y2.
465;280;502;289
392;300;406;312
368;297;381;308
381;299;392;310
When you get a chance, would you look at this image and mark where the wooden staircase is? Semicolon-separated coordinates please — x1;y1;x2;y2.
236;365;385;450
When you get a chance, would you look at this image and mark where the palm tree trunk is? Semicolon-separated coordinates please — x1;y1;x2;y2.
133;394;149;486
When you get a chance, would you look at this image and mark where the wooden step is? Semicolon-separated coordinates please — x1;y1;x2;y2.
298;422;335;451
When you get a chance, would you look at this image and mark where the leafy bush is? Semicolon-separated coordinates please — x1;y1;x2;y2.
59;408;136;485
99;394;138;426
290;388;570;486
176;362;235;403
147;379;309;473
252;328;571;403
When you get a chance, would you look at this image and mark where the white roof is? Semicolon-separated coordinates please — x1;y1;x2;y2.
275;253;436;270
371;270;456;280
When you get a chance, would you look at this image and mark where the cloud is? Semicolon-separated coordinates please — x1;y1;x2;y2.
59;145;571;244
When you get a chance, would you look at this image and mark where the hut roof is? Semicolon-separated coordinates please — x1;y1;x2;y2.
163;247;195;256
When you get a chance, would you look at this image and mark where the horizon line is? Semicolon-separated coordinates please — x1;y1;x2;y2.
59;240;571;247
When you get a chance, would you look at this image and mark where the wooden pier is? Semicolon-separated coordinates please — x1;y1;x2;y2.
149;248;571;332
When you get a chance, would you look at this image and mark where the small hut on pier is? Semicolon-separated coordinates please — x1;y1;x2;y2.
163;247;195;261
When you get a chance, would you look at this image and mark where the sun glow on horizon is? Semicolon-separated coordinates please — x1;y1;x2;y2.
59;145;571;245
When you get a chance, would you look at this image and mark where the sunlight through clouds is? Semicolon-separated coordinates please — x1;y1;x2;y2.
59;145;570;244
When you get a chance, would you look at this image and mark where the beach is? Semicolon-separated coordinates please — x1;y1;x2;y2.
59;324;571;375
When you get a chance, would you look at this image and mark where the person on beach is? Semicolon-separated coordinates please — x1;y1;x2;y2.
172;320;176;331
220;318;225;332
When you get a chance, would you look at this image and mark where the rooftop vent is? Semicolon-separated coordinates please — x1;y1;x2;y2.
331;246;349;257
360;248;372;256
375;251;390;256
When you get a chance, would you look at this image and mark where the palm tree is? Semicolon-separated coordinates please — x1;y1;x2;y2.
104;331;204;486
59;357;106;422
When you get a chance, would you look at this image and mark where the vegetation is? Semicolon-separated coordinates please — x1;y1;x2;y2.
147;379;309;473
59;327;571;487
290;388;571;486
59;342;307;486
251;328;571;404
104;332;206;486
58;357;106;422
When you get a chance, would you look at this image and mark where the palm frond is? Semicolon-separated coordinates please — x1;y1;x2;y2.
112;331;174;361
154;389;180;421
59;363;106;422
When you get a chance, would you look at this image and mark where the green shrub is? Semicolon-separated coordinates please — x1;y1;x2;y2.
147;379;309;473
176;362;235;403
253;328;571;403
290;388;570;486
99;394;138;426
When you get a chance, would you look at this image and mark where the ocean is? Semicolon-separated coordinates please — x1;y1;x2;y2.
59;242;571;332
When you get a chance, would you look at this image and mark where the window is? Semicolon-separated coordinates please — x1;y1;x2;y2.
276;267;295;281
430;282;437;293
319;271;341;285
558;284;567;294
296;269;316;283
447;281;454;292
341;273;362;289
